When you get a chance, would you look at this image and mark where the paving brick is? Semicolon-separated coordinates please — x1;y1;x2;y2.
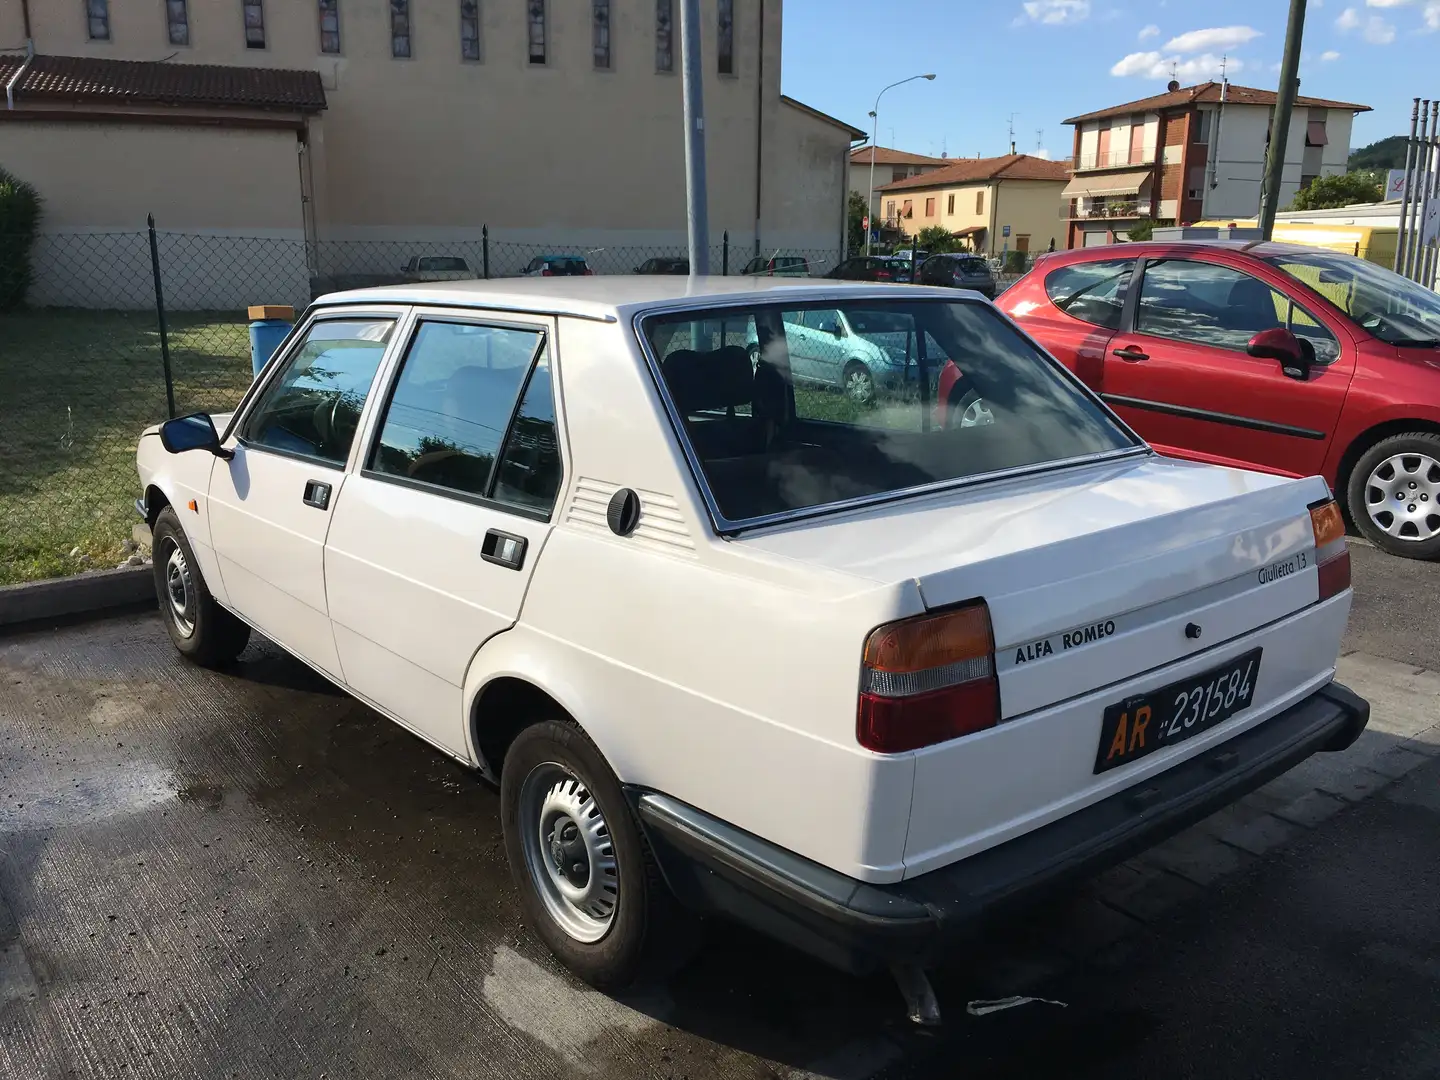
1401;727;1440;758
1336;656;1440;740
1089;860;1201;924
1311;765;1393;804
1367;744;1432;780
1216;811;1299;856
1272;790;1349;829
1142;824;1253;886
1028;894;1144;961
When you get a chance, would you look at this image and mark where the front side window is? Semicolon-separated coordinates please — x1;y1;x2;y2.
460;0;480;60
656;0;673;70
527;0;546;64
390;0;411;56
1044;259;1134;330
86;0;110;40
242;0;265;47
1136;259;1339;361
319;0;340;53
167;0;190;45
593;0;611;68
1266;248;1440;348
717;0;734;74
643;300;1133;524
370;322;551;507
243;319;394;465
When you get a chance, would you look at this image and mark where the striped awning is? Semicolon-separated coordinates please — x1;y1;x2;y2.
1061;169;1154;199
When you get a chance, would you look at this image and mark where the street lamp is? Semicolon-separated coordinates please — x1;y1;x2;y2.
866;73;937;255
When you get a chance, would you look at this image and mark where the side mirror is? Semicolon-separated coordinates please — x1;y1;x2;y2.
1247;328;1311;380
820;323;844;338
159;413;231;459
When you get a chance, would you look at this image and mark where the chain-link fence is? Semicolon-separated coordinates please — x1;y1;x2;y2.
0;225;842;584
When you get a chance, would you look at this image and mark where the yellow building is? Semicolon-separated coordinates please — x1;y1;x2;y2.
876;153;1070;255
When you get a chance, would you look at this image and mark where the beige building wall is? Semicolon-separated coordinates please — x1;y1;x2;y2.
886;178;1065;252
9;0;851;251
993;179;1066;253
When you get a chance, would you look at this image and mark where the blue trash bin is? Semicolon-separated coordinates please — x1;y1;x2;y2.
247;305;295;379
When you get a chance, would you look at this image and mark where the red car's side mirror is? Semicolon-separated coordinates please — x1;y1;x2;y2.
1247;328;1313;380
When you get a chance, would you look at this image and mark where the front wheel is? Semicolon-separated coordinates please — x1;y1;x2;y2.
501;719;690;989
1346;432;1440;559
842;361;876;404
152;507;251;665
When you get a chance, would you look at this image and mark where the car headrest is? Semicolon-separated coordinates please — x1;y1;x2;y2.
663;346;754;414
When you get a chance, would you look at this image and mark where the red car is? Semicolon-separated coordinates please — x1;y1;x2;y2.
1003;240;1440;559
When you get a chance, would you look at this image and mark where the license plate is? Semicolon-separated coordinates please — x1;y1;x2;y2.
1093;648;1262;774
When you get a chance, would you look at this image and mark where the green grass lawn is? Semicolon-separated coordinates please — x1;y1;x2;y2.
0;309;254;584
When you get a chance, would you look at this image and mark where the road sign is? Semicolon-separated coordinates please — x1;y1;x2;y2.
1388;169;1408;201
1002;224;1011;237
863;215;870;231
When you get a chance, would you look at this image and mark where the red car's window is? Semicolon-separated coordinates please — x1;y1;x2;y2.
1043;260;1134;330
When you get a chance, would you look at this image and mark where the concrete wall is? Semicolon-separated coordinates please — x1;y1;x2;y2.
993;179;1066;254
1202;104;1355;220
7;0;850;253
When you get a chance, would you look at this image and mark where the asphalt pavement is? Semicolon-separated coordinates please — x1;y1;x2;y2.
1;545;1437;1080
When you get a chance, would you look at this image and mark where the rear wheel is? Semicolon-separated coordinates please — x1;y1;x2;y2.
1346;432;1440;559
152;507;251;665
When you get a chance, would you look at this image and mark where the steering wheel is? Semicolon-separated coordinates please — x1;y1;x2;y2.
312;396;342;454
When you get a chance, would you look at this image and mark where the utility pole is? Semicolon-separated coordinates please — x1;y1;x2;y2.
679;0;709;274
1259;0;1306;240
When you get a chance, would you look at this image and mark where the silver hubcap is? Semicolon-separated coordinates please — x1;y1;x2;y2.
1364;452;1440;542
518;764;618;943
163;540;195;638
845;368;873;402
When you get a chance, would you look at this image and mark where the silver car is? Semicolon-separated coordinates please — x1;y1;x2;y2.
747;307;925;403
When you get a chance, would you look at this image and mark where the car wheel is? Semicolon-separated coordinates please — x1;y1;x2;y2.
843;361;876;404
151;507;251;665
1346;432;1440;559
746;342;760;370
501;718;692;989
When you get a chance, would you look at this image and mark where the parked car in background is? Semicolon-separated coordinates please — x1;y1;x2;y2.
918;253;997;299
519;254;592;277
745;305;924;403
633;257;690;275
740;254;810;277
401;255;475;282
1005;241;1440;559
136;275;1365;1022
826;256;906;282
877;256;916;283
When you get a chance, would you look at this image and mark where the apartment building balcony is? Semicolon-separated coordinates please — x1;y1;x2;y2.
1073;149;1155;171
1066;199;1149;220
1061;167;1154;220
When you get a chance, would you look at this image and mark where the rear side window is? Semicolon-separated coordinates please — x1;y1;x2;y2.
369;322;556;509
1044;260;1134;330
242;318;394;465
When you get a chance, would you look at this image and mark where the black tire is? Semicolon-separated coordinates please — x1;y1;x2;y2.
842;361;876;404
151;506;251;665
500;718;691;989
1345;431;1440;560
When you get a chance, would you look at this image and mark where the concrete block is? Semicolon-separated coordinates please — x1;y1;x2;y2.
1367;744;1432;781
132;523;153;554
1272;790;1349;829
1142;824;1253;886
1216;811;1299;856
0;567;154;630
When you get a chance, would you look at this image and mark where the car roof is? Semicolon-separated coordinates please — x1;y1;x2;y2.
1057;239;1329;262
315;276;958;321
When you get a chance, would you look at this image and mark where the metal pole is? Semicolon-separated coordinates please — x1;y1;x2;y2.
722;229;729;275
866;122;879;256
1419;102;1439;285
1394;99;1420;273
1258;0;1305;239
1406;101;1431;280
147;214;176;420
679;0;709;275
482;224;490;280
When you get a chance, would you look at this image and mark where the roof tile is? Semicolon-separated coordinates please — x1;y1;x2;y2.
876;153;1070;192
1063;81;1369;125
849;146;951;167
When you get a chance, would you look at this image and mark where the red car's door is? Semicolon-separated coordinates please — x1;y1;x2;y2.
1102;255;1355;478
1004;256;1134;391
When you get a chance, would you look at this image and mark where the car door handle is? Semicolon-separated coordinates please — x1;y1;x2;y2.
302;480;331;510
1111;346;1150;362
481;529;527;571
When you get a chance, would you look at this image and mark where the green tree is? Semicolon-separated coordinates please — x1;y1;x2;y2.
1288;171;1384;211
1125;218;1156;242
0;165;42;311
1349;135;1408;172
847;190;869;252
914;224;960;254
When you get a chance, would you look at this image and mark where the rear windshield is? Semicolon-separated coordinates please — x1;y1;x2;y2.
548;258;588;274
641;299;1135;525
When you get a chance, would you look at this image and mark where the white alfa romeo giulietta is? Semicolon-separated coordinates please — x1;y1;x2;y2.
136;277;1368;1023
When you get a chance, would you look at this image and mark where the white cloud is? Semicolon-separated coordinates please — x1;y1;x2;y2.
1425;0;1440;28
1020;0;1091;24
1320;48;1342;59
1138;23;1161;39
1336;5;1397;38
1110;50;1244;78
1162;25;1262;52
1033;148;1053;159
1365;0;1412;7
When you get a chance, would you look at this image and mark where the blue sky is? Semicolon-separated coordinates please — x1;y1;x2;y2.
780;0;1435;160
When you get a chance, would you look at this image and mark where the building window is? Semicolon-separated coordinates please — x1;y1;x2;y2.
593;0;611;68
319;0;340;53
717;0;734;75
527;0;546;64
925;197;936;217
902;199;913;218
166;0;190;45
243;0;265;48
1193;110;1212;144
85;0;110;40
975;191;984;215
460;0;480;60
947;193;955;215
390;0;411;56
1187;165;1205;201
655;0;673;72
886;200;896;222
1305;119;1329;147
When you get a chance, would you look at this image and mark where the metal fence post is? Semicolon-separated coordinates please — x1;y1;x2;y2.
1395;99;1420;274
482;225;490;280
147;214;177;419
722;230;729;275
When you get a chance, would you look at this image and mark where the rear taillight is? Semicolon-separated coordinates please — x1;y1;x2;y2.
857;602;1000;753
541;268;553;276
583;268;593;275
1310;498;1350;601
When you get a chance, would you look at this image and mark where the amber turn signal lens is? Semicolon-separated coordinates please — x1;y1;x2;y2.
862;605;992;674
1310;500;1345;549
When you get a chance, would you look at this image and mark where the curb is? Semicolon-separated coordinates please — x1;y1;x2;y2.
0;567;155;631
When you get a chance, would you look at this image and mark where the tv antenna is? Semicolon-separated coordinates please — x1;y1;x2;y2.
1007;113;1018;154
